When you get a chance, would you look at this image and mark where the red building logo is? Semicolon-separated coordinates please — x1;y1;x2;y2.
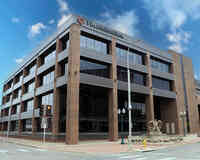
77;16;85;25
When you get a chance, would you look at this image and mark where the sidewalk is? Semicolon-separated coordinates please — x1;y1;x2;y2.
1;134;200;154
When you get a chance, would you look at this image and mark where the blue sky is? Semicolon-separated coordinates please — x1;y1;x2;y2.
1;0;200;99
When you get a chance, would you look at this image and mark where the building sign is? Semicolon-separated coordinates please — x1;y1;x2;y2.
77;16;124;39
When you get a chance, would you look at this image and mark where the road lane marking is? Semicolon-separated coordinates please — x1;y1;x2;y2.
159;158;177;160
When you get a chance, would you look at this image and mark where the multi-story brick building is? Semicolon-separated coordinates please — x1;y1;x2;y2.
0;14;200;144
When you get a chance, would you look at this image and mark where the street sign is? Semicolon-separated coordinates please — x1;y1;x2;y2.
41;117;47;129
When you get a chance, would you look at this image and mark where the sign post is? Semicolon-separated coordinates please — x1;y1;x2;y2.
41;104;52;144
41;105;47;144
41;116;47;143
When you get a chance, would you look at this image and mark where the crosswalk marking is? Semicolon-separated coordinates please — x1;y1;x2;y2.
152;153;169;156
120;155;143;159
17;149;31;152
105;153;179;160
159;158;177;160
34;148;47;152
0;150;8;153
135;158;147;160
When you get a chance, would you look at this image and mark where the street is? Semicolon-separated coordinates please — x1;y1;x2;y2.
0;141;200;160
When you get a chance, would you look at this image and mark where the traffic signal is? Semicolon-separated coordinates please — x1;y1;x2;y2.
46;105;52;116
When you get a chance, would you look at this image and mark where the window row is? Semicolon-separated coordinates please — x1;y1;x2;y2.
41;93;54;114
28;82;35;92
23;99;34;112
13;89;22;99
29;65;37;75
116;47;143;65
117;67;146;86
11;104;21;115
43;71;55;85
151;59;170;73
23;119;32;131
14;74;23;85
41;93;54;106
80;59;109;78
152;77;171;91
80;35;107;54
44;50;56;64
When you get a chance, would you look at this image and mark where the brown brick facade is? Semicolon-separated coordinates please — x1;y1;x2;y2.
169;50;200;134
1;15;200;145
66;24;81;144
108;38;118;141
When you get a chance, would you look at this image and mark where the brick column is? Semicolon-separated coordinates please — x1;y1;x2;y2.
145;53;154;124
108;38;118;141
32;58;40;135
52;39;63;140
66;24;80;145
8;79;15;134
18;69;26;136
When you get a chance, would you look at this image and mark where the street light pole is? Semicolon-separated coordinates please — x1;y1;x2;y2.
127;48;132;140
118;108;126;144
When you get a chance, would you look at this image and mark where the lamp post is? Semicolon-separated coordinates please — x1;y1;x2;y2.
118;108;126;144
180;111;186;137
127;48;132;141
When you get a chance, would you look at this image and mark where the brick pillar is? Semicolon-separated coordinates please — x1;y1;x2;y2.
0;110;4;132
18;69;26;136
8;79;15;133
32;58;40;135
145;53;154;125
108;38;118;141
66;24;80;145
52;39;63;140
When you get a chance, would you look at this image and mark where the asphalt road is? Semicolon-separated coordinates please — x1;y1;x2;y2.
0;141;200;160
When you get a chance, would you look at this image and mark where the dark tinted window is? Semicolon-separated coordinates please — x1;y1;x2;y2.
80;59;109;78
152;77;171;91
117;67;146;86
151;59;170;73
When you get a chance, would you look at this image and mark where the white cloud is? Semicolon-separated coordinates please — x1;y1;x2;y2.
28;22;46;38
15;58;24;64
166;31;191;53
195;72;200;80
49;19;55;24
56;0;71;28
57;14;71;28
12;17;20;23
142;0;200;53
102;11;139;36
56;0;69;13
143;0;200;30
